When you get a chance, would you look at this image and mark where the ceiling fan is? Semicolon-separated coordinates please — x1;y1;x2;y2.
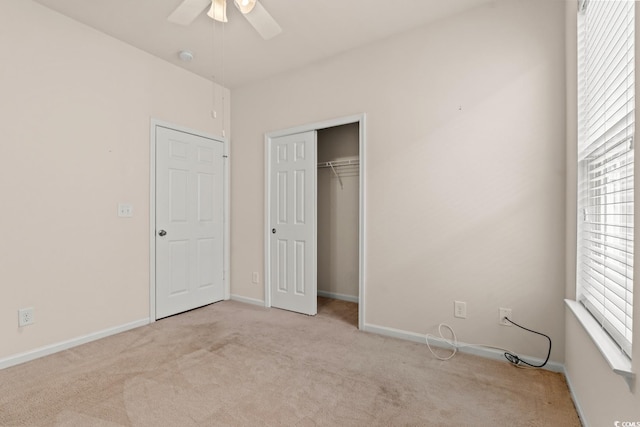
168;0;282;40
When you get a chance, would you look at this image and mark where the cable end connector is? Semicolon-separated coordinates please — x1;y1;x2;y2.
504;352;521;366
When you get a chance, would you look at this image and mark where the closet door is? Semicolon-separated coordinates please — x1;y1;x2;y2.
269;131;317;315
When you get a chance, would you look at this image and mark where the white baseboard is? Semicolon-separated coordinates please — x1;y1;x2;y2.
230;292;358;307
230;294;265;307
0;318;149;370
563;367;588;427
317;290;359;303
362;322;564;373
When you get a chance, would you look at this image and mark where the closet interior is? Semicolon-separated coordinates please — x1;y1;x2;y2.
317;123;360;322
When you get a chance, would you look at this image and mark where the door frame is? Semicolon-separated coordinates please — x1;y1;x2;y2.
264;113;366;330
149;119;230;322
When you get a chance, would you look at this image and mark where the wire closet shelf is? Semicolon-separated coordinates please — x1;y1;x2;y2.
317;158;359;189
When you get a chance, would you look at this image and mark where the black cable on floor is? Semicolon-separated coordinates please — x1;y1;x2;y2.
503;317;551;368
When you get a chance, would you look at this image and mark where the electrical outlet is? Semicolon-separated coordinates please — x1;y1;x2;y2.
18;307;35;327
252;272;259;284
454;301;467;319
117;203;133;218
499;308;512;326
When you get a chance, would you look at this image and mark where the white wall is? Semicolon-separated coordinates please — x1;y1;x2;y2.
231;0;567;361
317;124;359;300
0;0;229;360
564;1;640;424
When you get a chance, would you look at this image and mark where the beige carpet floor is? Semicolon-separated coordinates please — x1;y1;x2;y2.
0;298;580;426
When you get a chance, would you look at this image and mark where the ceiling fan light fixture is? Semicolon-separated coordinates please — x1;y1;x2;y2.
234;0;257;14
207;0;228;22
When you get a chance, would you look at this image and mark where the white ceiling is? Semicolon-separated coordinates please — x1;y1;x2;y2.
32;0;495;89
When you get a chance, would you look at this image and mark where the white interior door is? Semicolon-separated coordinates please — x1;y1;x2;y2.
270;131;317;315
155;126;224;319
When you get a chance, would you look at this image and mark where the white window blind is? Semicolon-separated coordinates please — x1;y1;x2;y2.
577;0;635;357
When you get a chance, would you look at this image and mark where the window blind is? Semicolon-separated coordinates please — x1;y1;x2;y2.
577;0;635;357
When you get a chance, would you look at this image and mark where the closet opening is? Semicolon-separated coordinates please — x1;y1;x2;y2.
265;113;365;329
317;123;359;328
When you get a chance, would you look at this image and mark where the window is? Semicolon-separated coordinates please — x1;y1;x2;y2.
577;0;634;357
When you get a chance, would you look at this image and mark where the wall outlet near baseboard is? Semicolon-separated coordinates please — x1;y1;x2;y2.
18;307;35;327
454;301;467;319
117;203;133;218
252;272;259;284
499;308;512;326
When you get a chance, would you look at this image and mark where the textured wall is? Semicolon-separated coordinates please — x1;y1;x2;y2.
0;0;229;360
231;0;567;362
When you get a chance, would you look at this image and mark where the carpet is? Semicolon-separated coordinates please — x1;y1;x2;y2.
0;298;580;426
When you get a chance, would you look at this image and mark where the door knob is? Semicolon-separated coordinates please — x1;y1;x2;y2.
158;230;167;236
272;228;276;234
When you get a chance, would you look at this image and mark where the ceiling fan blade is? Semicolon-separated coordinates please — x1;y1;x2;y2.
241;0;282;40
168;0;212;25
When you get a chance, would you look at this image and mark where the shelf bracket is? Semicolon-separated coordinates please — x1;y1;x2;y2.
328;162;344;189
